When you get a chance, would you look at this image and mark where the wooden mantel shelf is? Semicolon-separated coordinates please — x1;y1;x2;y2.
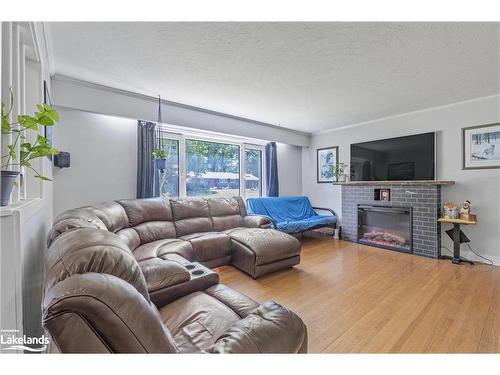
334;180;455;186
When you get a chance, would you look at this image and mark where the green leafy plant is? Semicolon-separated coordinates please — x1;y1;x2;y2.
1;90;59;180
332;162;348;177
152;149;167;159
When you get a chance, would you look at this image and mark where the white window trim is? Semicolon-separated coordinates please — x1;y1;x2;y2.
158;125;267;200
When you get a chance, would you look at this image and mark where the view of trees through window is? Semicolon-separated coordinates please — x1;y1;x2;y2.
158;136;263;199
245;149;262;198
186;139;240;198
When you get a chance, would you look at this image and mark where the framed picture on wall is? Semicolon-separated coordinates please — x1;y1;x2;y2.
317;146;339;183
462;123;500;170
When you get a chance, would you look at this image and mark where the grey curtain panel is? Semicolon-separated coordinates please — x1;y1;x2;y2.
136;120;160;198
265;142;279;196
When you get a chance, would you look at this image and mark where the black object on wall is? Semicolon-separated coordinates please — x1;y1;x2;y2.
54;152;71;168
350;132;435;181
265;142;279;196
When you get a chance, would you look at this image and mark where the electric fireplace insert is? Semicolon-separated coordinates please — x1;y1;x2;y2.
357;204;412;253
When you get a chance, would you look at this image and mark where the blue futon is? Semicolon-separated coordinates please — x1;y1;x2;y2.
246;196;337;234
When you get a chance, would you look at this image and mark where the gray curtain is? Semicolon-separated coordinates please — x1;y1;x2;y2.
265;142;279;196
136;120;159;198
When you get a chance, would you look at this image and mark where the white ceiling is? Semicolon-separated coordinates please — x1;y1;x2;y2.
47;22;500;134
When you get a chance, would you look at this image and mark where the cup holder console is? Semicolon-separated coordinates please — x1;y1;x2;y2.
191;269;205;276
185;264;196;270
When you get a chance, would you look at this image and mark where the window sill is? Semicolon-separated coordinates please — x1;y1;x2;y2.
0;198;43;217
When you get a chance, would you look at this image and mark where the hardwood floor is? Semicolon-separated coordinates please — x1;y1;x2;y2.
215;234;500;353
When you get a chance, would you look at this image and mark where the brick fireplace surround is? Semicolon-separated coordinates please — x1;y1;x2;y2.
340;181;454;258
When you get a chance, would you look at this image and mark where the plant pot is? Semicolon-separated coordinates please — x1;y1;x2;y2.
1;170;20;206
155;158;166;171
337;174;347;182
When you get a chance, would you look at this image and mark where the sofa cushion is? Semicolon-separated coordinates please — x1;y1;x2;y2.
117;198;176;244
86;201;129;233
170;198;213;236
46;227;150;302
209;300;307;353
204;284;259;318
116;228;141;251
207;197;244;231
117;197;172;227
133;221;177;244
180;232;232;263
133;238;194;262
47;208;108;248
159;291;240;353
227;228;301;265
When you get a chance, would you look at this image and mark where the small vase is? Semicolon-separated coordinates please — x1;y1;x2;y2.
1;170;20;206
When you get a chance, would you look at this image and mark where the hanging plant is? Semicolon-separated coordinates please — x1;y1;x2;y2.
1;90;59;206
152;149;167;171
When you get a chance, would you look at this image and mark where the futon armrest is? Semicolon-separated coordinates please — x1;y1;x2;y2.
312;206;336;216
242;215;274;229
208;301;308;353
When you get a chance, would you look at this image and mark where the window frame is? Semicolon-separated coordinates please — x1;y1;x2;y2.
243;144;266;199
158;126;267;200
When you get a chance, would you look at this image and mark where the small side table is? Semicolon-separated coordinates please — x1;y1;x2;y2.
438;218;476;265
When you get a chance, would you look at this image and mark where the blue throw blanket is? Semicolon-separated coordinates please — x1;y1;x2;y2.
246;196;336;233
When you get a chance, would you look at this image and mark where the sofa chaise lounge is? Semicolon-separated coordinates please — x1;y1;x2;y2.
43;197;307;353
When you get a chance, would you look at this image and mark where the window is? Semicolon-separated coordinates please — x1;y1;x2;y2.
186;139;240;198
245;148;263;198
158;138;180;198
158;127;265;199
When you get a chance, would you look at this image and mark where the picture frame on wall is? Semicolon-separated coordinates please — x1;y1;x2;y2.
317;146;339;183
462;123;500;170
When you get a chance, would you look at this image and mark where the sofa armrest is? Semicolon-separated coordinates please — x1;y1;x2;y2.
242;215;274;229
208;301;308;353
147;261;220;307
139;258;191;293
312;206;336;216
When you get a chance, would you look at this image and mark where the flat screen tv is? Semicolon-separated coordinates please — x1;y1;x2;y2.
350;132;435;181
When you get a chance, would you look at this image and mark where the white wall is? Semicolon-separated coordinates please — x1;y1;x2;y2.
53;109;137;215
302;95;500;264
51;75;310;147
53;109;304;215
277;143;303;196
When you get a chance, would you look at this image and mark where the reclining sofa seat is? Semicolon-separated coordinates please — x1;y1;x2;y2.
43;226;308;353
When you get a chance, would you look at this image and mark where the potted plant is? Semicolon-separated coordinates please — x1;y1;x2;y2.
1;91;59;206
332;162;348;183
152;149;167;171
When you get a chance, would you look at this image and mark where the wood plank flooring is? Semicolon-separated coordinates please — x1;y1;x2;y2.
214;234;500;353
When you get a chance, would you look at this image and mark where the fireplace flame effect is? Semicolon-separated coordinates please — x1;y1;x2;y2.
361;231;407;248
